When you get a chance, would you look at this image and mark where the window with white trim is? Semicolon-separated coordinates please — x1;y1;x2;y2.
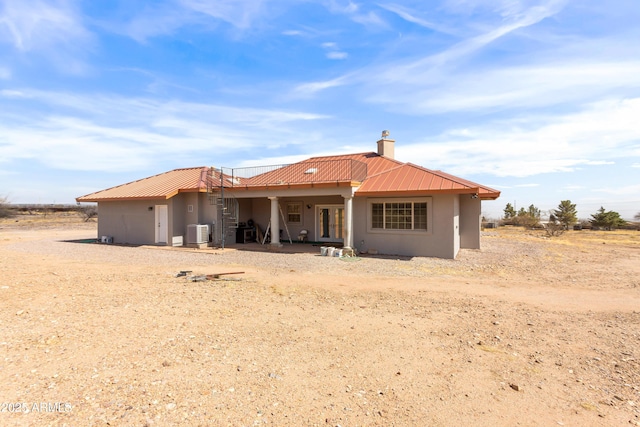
286;202;303;223
370;199;429;231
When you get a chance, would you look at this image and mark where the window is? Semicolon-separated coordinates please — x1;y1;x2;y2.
287;202;302;223
370;199;429;231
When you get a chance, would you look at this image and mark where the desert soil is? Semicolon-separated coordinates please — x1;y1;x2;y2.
0;213;639;426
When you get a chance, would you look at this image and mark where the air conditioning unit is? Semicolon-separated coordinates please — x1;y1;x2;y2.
187;224;209;244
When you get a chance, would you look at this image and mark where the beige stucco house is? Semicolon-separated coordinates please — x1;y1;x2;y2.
77;134;500;258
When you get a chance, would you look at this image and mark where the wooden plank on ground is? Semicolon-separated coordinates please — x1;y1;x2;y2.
206;272;245;280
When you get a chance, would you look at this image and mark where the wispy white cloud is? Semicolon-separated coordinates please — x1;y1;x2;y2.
398;97;640;177
0;0;92;72
584;160;615;166
370;1;566;84
321;41;348;60
321;0;388;29
179;0;268;30
0;89;329;172
371;61;640;114
326;51;348;60
293;75;352;96
106;0;277;41
323;0;359;15
116;4;192;43
592;183;640;197
378;3;460;36
293;1;566;98
351;11;387;28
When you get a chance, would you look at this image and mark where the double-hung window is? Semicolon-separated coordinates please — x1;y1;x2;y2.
286;202;302;223
370;198;430;232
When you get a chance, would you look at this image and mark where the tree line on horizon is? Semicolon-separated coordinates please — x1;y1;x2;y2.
501;200;638;233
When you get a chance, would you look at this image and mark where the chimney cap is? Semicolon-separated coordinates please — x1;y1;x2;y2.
381;130;390;138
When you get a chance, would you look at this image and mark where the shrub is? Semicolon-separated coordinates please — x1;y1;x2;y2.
77;205;98;222
0;196;12;219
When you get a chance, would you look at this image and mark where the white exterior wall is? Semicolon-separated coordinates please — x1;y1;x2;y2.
352;194;459;259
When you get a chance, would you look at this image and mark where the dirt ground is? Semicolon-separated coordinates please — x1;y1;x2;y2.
1;213;639;426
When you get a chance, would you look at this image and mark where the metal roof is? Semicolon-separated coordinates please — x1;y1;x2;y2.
76;167;212;202
232;152;499;199
235;152;400;188
76;152;500;202
355;162;500;199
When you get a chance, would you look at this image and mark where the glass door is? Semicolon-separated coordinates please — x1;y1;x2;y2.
317;205;344;242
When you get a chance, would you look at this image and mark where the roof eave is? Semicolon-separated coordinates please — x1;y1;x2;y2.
75;195;172;202
480;192;501;200
355;188;498;198
225;181;361;192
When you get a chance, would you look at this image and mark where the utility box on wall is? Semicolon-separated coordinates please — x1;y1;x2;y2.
187;224;209;244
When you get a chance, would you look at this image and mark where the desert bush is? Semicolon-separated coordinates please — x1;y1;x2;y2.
545;215;565;237
0;196;12;218
78;205;98;222
514;204;541;228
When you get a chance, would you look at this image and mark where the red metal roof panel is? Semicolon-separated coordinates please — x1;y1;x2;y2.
76;167;211;202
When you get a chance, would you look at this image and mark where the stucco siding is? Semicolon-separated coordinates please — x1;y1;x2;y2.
459;196;481;249
352;195;458;259
96;200;159;245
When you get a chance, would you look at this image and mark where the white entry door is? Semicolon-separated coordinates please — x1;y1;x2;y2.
155;205;168;244
317;205;344;243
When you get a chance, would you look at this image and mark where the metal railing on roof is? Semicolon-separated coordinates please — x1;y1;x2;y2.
218;159;367;187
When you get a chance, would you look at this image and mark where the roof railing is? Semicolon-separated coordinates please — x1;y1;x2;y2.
218;159;367;187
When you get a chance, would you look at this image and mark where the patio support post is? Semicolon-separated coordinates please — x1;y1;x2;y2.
268;196;282;248
343;195;353;252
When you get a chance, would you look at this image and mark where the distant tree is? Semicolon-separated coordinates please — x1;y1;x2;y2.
590;207;626;230
635;211;640;221
503;203;516;219
515;204;541;228
0;196;12;219
77;204;98;222
553;200;578;229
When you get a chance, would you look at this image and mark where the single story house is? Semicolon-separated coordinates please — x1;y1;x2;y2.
77;133;500;258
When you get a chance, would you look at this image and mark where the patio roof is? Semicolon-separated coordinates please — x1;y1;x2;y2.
224;152;499;199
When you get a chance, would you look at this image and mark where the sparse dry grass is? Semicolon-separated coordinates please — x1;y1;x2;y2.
491;226;640;247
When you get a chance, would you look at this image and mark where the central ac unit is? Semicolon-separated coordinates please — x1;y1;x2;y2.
187;224;209;244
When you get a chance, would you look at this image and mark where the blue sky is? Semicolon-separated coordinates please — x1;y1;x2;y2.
1;0;639;220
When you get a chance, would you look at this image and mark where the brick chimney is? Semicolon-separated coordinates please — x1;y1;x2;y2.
376;130;395;159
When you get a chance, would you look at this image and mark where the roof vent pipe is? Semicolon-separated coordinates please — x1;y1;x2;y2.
377;130;395;159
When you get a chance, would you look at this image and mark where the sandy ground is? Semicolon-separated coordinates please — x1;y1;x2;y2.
0;213;639;426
